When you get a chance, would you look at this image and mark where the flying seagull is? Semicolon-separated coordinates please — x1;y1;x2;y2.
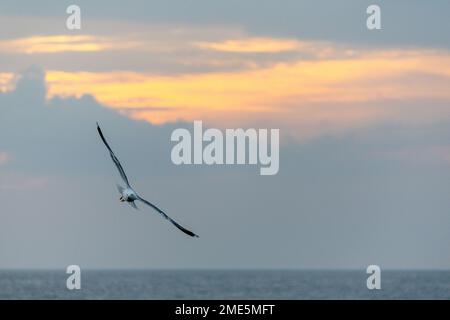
96;123;199;238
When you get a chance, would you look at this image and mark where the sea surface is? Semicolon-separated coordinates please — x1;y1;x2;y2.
0;270;449;299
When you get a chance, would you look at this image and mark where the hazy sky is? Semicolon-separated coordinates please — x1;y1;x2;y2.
0;1;450;269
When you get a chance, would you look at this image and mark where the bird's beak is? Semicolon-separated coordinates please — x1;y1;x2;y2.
119;196;124;202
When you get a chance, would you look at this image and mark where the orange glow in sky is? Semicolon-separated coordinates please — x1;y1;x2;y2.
1;33;449;138
43;49;450;130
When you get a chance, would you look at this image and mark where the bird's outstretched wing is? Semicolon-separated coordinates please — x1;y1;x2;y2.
97;123;131;187
137;196;199;238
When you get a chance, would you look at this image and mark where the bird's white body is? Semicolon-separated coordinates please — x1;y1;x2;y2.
120;187;138;202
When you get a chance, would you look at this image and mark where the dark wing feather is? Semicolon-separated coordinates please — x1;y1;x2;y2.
138;196;199;238
97;123;131;187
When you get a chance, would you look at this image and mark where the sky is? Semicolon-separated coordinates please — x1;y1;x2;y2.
0;0;450;269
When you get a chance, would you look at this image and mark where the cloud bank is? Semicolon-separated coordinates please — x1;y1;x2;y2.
1;67;450;269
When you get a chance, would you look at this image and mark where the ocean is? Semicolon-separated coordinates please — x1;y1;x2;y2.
0;270;448;299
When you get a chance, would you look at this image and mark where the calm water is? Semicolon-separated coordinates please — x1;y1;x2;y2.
0;270;449;299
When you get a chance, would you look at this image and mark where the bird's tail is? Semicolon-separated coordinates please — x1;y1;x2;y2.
129;201;139;210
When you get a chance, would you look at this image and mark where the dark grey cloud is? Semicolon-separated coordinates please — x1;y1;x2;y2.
0;0;448;48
